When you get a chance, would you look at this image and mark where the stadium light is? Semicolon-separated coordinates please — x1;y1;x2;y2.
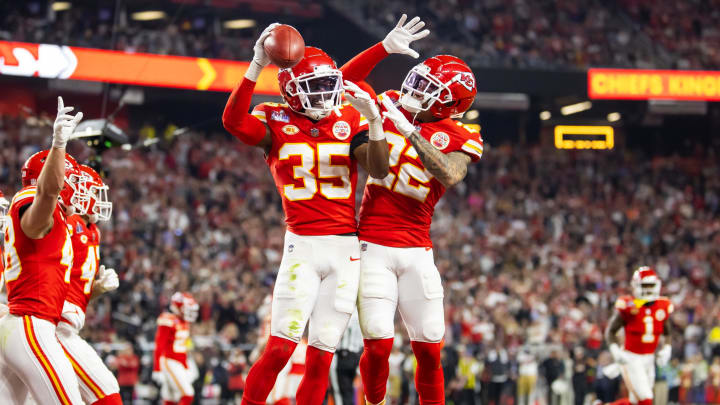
539;111;551;120
465;109;479;120
223;19;256;29
607;112;621;122
131;11;167;21
560;101;592;116
52;2;72;11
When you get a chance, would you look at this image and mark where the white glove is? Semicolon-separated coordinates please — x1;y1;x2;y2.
382;14;431;59
609;343;626;365
52;97;83;149
96;265;119;293
656;344;671;366
246;23;281;81
152;371;164;385
0;302;8;319
381;96;415;137
344;81;380;120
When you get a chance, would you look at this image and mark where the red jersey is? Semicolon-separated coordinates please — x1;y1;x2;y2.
153;312;191;370
251;102;369;235
615;295;673;355
3;187;73;324
358;91;484;247
63;215;100;316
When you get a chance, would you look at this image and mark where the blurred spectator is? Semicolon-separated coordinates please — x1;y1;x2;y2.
594;351;621;403
115;343;140;403
571;346;593;405
541;349;566;405
517;346;538;405
486;342;510;405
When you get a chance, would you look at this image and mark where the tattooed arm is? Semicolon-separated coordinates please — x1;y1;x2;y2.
406;130;471;188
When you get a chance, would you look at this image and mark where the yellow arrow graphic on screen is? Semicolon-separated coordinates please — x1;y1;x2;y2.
196;58;216;90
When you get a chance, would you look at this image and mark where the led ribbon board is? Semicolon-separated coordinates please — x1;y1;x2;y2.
554;125;614;150
589;68;720;101
0;41;281;94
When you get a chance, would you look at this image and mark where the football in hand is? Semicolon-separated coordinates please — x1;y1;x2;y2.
263;24;305;69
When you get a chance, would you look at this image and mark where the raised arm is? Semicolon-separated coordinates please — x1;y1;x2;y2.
21;97;82;239
380;97;471;188
222;24;278;153
344;81;389;179
340;14;430;83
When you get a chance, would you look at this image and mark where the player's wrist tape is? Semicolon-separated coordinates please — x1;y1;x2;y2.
244;61;264;82
52;137;67;149
368;118;385;141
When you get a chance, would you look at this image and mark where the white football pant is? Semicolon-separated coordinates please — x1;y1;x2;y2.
271;231;360;352
358;241;445;343
0;314;83;404
159;357;195;401
56;301;120;404
620;351;655;403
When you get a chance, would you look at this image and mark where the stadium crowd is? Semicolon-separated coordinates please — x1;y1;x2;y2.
3;0;719;70
2;113;720;404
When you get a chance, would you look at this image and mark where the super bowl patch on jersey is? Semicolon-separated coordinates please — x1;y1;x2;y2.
282;124;300;135
332;121;351;140
431;132;450;150
271;110;290;123
655;309;666;321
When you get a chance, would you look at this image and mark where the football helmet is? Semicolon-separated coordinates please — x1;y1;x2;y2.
399;55;477;119
79;165;112;223
170;292;199;323
0;189;8;232
278;47;343;120
21;150;90;215
631;266;661;301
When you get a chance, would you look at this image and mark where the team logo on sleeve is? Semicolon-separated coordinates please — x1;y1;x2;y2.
655;309;666;321
271;110;290;123
430;132;450;150
332;121;351;140
282;124;300;135
80;234;88;244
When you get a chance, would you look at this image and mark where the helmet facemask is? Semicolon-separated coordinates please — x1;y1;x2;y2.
86;182;112;222
399;64;453;114
632;271;661;301
284;65;343;120
64;172;92;216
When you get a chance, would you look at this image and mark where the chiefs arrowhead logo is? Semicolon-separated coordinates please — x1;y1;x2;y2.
454;72;475;91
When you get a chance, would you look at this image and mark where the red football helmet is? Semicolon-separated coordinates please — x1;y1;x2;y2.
170;292;198;323
278;47;343;120
631;266;661;301
79;165;112;222
399;55;477;119
21;150;89;215
0;189;8;231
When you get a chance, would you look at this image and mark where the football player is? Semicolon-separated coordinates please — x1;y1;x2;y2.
0;97;86;404
605;266;673;405
340;15;483;405
152;292;199;405
56;164;121;405
0;189;8;318
221;22;395;405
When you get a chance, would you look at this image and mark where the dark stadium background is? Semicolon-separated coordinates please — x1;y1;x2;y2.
1;1;720;404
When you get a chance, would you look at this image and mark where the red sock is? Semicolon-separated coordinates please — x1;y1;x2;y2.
178;396;193;405
296;345;334;405
359;338;394;404
411;341;445;405
241;336;297;405
92;393;123;405
275;398;292;405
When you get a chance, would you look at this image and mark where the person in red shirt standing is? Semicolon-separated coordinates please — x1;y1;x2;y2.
56;164;121;405
340;15;482;405
115;342;140;403
153;292;199;405
605;267;673;405
222;23;390;405
0;97;86;404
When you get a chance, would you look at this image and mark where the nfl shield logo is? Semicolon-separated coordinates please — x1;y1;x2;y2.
288;244;294;253
310;128;319;137
361;243;367;252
